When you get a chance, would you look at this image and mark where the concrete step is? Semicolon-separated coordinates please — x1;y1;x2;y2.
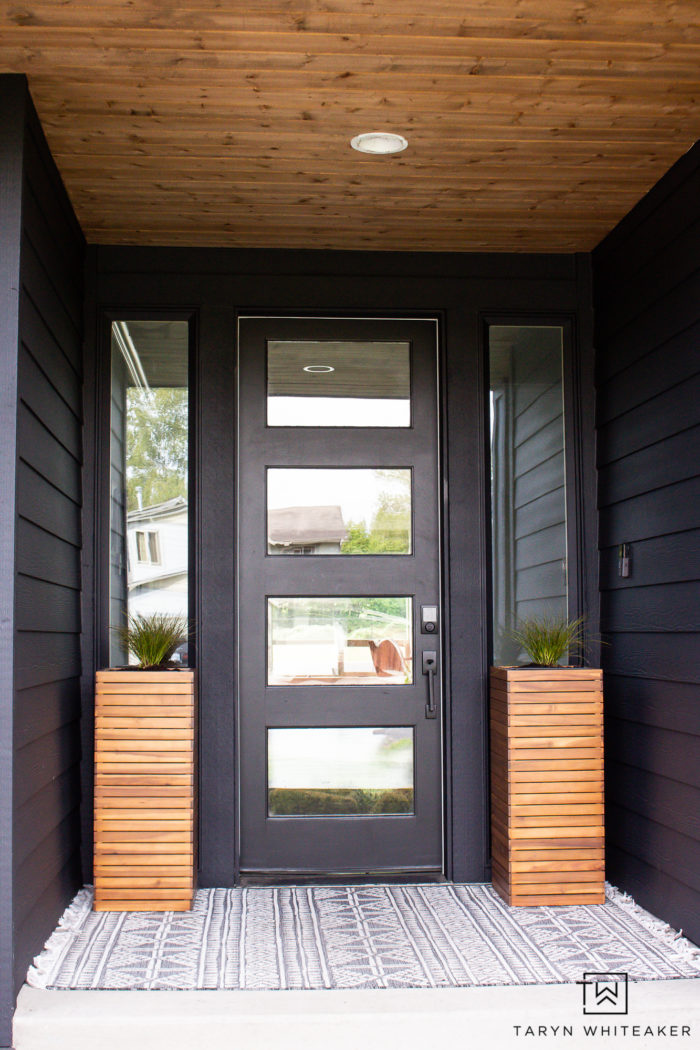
14;979;700;1050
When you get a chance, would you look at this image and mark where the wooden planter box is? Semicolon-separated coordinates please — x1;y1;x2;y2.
94;669;197;911
490;666;604;907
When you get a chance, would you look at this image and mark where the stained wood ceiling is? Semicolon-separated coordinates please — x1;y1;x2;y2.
1;1;698;252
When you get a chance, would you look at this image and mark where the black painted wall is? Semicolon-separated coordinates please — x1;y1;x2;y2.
0;75;84;1046
83;246;597;890
593;142;700;946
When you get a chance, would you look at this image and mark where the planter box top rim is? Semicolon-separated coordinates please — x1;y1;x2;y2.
98;665;194;672
492;664;600;670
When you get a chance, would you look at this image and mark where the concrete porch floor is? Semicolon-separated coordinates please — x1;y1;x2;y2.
14;979;700;1050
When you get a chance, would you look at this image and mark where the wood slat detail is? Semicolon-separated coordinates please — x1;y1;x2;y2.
94;860;193;870
95;773;194;785
509;893;604;906
94;669;196;912
94;900;193;912
490;666;605;906
96;716;194;729
94;835;192;852
95;877;193;889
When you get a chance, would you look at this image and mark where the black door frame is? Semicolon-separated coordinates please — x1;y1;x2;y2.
235;315;445;876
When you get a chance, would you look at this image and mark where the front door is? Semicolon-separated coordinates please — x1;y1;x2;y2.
237;317;443;875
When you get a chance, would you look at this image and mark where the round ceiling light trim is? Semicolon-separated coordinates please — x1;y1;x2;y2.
303;364;335;373
350;132;408;155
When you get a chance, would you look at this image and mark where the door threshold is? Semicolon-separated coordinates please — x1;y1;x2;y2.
239;870;446;887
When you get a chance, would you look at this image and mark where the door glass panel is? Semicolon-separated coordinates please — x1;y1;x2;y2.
267;340;411;426
268;727;414;816
267;597;413;685
488;325;568;665
267;468;412;555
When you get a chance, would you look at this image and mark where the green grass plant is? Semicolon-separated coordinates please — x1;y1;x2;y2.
511;614;587;667
114;612;189;669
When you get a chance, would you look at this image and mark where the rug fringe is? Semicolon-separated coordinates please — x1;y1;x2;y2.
605;882;700;967
26;886;94;989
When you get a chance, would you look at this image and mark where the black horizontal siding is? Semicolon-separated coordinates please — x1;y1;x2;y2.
0;75;24;1050
11;84;84;1005
596;322;700;425
14;679;82;753
603;673;699;737
594;141;700;946
602;581;700;634
15;520;81;590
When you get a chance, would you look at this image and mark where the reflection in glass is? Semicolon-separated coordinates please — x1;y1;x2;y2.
489;325;568;666
267;597;412;685
267;341;410;426
268;727;414;815
109;320;189;665
267;468;412;555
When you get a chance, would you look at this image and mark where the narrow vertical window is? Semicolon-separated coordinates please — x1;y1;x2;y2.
109;320;190;665
488;325;568;665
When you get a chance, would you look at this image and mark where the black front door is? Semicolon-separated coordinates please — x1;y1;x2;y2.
237;317;443;875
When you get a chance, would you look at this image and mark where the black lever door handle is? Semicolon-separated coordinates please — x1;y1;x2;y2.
422;650;437;719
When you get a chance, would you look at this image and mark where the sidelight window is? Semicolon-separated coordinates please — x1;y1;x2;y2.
108;319;190;665
488;325;568;666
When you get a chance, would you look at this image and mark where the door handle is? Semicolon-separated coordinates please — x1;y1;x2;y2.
422;650;438;719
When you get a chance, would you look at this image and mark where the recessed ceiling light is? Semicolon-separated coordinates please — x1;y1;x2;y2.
303;364;335;373
350;132;408;155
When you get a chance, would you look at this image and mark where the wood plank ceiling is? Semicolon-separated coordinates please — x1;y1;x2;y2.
1;1;698;252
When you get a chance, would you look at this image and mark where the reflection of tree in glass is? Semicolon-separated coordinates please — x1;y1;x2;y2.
126;389;188;511
341;468;410;554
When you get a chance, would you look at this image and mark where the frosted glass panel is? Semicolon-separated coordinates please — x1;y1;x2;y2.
267;597;412;685
267;468;412;555
267;340;410;426
268;727;414;815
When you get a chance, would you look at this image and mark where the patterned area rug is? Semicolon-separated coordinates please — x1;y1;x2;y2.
28;884;700;991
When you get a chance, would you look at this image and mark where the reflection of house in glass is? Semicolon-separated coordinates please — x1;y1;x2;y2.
127;496;188;617
268;505;347;555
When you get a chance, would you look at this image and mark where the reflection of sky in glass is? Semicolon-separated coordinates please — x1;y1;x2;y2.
268;397;410;427
267;468;411;532
268;727;413;789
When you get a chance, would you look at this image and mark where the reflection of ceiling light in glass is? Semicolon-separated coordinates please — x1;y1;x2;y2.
303;364;335;373
350;132;408;155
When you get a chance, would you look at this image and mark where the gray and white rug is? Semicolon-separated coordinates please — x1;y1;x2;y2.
28;884;700;991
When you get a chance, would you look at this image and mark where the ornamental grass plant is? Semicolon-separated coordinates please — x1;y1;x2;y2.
114;612;189;669
510;614;587;667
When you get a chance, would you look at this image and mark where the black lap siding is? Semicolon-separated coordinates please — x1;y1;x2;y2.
593;142;700;946
13;83;85;1005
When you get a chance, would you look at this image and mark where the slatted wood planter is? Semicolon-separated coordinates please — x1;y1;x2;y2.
490;666;604;907
94;669;197;912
